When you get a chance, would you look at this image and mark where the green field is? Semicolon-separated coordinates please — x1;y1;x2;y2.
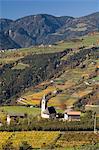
92;76;99;81
0;106;40;116
12;63;29;70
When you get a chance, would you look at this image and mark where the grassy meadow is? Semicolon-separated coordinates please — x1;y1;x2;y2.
0;106;40;116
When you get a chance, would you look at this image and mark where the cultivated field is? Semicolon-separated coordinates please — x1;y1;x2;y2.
0;131;99;150
19;56;99;109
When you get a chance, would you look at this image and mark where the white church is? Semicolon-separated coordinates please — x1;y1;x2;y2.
41;95;56;118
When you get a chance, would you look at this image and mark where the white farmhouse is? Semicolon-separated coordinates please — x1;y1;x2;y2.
64;110;81;121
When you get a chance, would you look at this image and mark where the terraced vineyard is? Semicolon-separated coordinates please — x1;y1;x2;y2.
56;132;99;148
0;132;13;149
19;54;99;110
0;131;59;149
0;131;99;149
21;86;56;105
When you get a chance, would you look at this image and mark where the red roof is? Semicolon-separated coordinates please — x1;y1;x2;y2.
66;111;81;116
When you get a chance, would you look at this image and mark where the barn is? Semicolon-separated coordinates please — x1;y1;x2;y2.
64;111;81;121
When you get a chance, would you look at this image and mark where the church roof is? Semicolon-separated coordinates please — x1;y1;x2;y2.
44;106;56;115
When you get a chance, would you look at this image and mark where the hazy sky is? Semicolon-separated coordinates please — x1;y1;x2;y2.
0;0;99;20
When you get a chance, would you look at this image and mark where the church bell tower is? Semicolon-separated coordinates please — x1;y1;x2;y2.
41;94;47;112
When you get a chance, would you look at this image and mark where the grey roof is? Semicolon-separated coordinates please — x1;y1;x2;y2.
8;113;25;117
44;106;56;115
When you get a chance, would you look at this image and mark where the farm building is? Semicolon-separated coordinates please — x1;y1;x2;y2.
41;95;56;118
64;111;81;121
7;113;25;125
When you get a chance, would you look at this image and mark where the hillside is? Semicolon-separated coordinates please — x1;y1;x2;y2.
0;34;99;111
0;12;99;50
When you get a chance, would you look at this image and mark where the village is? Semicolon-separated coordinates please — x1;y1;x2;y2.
5;94;81;126
0;92;98;132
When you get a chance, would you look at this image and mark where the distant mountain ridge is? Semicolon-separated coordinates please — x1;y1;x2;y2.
0;12;99;50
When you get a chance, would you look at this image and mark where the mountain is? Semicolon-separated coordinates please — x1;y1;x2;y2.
0;12;99;50
57;12;99;39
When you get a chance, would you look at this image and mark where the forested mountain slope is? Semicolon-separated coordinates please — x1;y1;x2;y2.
0;12;99;49
0;45;98;106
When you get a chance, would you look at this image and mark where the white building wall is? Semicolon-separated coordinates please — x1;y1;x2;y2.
41;113;49;119
7;115;11;125
41;95;47;112
64;113;68;120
